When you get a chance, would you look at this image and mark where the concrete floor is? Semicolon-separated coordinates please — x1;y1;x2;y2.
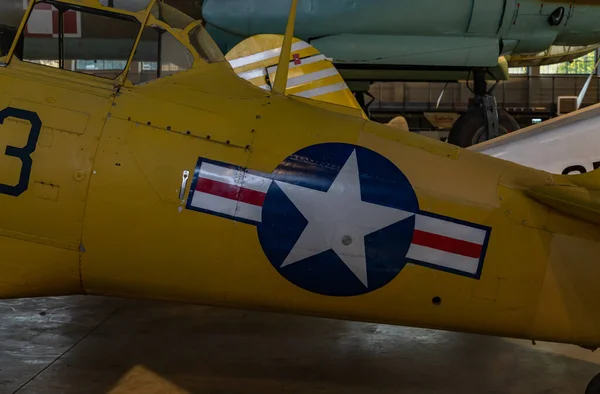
0;296;599;394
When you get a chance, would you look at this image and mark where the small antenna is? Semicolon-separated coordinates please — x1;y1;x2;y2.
272;0;299;95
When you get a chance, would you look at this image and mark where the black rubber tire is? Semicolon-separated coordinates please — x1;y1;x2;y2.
447;109;519;148
586;373;600;394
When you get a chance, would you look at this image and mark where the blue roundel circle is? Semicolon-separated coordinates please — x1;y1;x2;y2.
257;143;419;297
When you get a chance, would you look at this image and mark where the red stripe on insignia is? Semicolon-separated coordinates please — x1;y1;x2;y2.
239;186;266;206
196;178;266;207
411;230;482;259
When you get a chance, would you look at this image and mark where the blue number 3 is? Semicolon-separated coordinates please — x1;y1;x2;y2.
0;107;41;197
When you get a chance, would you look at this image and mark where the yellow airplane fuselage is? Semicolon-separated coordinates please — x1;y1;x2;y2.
1;0;600;351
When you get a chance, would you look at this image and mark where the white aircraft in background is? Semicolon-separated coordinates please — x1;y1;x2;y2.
470;102;600;175
471;61;600;175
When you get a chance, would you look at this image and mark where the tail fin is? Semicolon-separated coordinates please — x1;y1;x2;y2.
225;34;365;117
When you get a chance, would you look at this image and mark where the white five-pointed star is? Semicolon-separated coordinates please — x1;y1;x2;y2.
276;150;414;288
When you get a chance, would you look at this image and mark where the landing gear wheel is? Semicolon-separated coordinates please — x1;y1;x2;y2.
447;109;519;148
586;372;600;394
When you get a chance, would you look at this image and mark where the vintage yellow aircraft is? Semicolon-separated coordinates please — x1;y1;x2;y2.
2;0;600;391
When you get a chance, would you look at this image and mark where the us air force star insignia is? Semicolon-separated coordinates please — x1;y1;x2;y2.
275;150;414;287
186;142;492;297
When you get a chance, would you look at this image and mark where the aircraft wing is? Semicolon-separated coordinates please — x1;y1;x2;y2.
507;45;600;67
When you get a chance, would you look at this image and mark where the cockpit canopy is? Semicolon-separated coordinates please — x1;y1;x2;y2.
1;0;225;85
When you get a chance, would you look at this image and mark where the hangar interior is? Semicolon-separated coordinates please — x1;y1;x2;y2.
2;1;600;394
370;58;600;138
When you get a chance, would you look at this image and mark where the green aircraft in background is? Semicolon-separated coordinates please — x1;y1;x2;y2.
200;0;600;146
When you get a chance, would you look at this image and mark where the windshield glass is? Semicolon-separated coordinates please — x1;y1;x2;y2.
2;0;225;72
153;2;225;64
16;0;140;79
188;24;225;63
